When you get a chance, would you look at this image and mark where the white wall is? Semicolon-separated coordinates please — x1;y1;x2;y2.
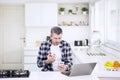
26;26;90;47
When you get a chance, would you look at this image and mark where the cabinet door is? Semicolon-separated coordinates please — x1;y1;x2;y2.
25;3;57;27
24;50;41;71
25;3;42;27
0;5;25;69
41;3;57;26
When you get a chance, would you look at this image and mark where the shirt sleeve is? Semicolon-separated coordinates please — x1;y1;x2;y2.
64;43;73;71
37;43;47;68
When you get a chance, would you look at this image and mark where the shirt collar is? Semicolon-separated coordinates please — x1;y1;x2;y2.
48;40;63;48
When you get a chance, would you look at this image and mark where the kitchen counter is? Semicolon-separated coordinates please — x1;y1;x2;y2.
92;63;120;77
72;46;120;77
1;72;99;80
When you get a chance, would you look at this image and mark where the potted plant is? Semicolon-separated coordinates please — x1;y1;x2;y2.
59;7;65;15
81;7;88;15
68;9;73;14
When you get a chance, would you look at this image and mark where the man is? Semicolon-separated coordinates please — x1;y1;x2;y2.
37;26;73;72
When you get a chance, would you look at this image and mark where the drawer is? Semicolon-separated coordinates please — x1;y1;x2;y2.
24;64;41;71
24;50;38;56
24;56;37;63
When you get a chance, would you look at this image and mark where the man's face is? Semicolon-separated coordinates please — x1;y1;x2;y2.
51;33;62;46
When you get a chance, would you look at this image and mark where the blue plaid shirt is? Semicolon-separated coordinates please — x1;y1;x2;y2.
37;40;73;71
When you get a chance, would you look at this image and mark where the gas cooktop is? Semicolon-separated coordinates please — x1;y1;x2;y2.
0;70;30;78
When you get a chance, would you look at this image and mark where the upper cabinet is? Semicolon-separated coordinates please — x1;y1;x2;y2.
25;3;57;27
25;3;89;27
58;3;89;27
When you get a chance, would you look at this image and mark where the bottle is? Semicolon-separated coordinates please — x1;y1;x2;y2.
84;39;88;46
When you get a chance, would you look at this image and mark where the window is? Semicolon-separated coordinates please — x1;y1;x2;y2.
92;0;120;50
106;0;119;42
105;0;120;51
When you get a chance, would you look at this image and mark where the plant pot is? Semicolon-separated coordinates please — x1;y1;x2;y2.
82;11;87;15
60;12;64;15
68;12;72;15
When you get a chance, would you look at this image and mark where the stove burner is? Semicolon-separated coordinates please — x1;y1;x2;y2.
0;70;10;78
0;70;30;78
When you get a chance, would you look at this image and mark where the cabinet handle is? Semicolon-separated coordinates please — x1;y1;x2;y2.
20;37;26;43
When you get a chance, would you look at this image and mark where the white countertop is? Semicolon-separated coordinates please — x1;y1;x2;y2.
92;63;120;77
72;46;120;77
1;72;99;80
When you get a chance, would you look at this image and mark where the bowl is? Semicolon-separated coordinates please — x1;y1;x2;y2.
105;66;120;71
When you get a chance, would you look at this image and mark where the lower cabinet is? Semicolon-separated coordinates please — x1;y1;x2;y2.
24;46;89;71
24;64;41;71
24;48;41;71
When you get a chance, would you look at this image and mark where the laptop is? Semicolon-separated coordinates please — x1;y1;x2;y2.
62;63;96;76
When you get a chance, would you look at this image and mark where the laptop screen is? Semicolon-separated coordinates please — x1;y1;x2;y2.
62;63;96;76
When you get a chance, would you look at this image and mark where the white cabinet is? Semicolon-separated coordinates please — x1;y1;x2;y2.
0;13;3;69
24;48;41;71
0;5;24;70
24;47;89;71
25;3;57;27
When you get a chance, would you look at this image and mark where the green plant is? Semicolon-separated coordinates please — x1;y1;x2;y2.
68;9;72;13
59;7;65;12
81;7;88;12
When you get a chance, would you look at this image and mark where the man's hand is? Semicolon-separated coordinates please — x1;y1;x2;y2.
58;64;67;72
45;53;55;64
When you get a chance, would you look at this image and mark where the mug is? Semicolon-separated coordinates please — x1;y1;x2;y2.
74;40;82;46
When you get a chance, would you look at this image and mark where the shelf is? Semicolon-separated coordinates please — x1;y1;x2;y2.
58;14;89;16
58;3;89;27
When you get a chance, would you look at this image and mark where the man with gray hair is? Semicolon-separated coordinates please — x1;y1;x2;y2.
37;26;73;72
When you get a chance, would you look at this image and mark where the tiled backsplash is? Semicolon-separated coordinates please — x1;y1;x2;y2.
26;26;90;47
